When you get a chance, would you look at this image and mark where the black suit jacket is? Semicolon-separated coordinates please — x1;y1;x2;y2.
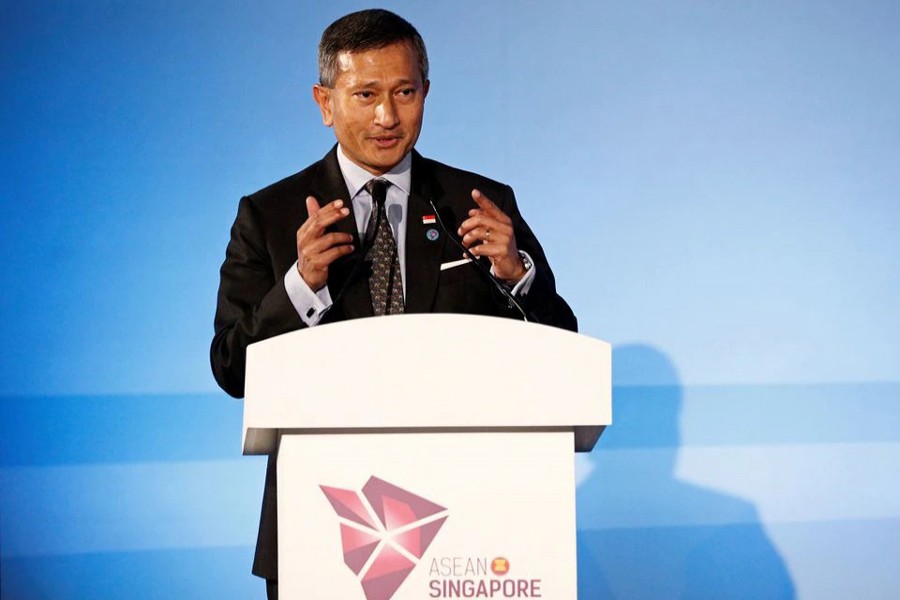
210;146;576;579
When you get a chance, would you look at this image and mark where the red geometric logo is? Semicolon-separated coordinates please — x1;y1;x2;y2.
320;476;449;600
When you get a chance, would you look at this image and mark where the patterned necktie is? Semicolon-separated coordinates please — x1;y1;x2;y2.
364;179;404;315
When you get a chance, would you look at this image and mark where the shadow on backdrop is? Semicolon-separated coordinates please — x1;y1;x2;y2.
575;344;795;599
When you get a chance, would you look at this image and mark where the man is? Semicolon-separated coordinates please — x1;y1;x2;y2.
210;9;576;598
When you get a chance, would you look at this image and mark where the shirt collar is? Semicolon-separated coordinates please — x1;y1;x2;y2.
336;144;412;199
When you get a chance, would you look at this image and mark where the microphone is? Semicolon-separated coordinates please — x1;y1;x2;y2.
421;184;535;324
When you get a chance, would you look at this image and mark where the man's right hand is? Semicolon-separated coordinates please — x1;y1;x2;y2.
296;196;354;291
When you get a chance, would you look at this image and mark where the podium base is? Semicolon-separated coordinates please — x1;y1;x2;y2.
278;431;578;599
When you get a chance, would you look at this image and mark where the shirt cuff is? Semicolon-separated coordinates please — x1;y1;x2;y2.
492;251;536;297
284;262;333;326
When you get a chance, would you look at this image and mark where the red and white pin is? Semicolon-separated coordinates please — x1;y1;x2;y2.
422;214;436;225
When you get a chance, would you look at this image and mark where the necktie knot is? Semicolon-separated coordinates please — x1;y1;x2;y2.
365;178;389;206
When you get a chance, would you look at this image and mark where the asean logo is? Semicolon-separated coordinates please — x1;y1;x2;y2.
321;476;449;600
491;557;510;576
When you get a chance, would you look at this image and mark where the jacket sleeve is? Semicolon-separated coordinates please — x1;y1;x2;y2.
210;196;305;398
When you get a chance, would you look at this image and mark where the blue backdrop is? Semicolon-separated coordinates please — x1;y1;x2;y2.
2;1;899;598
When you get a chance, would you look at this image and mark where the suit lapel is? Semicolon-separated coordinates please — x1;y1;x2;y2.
309;145;358;243
310;146;374;319
404;152;447;313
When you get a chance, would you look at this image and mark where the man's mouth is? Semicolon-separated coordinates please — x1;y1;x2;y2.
371;135;401;149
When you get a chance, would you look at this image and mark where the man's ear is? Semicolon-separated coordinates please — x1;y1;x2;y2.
312;84;333;127
423;79;430;101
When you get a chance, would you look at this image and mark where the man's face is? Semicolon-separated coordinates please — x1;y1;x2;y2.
313;42;429;175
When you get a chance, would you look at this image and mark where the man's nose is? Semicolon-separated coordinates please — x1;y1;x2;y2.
374;98;400;128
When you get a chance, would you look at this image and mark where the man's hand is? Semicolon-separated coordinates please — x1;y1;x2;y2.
458;189;527;283
296;197;354;291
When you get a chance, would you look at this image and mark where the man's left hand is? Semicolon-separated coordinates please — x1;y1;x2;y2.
458;189;527;283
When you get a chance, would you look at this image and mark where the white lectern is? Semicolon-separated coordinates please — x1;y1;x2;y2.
243;314;610;600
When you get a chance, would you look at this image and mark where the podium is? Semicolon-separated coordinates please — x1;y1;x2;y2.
242;314;611;600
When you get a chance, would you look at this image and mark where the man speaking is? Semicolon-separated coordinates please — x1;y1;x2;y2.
210;9;576;598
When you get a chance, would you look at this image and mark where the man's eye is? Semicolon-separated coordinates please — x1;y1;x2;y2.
398;88;415;96
355;91;374;99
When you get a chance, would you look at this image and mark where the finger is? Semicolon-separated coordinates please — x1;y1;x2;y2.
471;189;498;211
315;199;348;222
459;214;511;241
298;197;321;237
459;226;480;247
471;189;512;224
458;213;495;235
461;226;506;248
298;212;351;256
303;232;354;255
459;223;491;246
299;237;354;270
471;189;502;217
314;243;356;268
467;241;506;258
304;199;350;235
319;198;347;214
314;204;351;232
305;196;321;217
